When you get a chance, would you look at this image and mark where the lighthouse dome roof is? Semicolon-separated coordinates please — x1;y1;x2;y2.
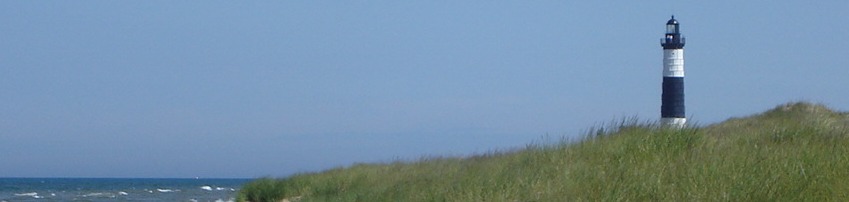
667;16;679;25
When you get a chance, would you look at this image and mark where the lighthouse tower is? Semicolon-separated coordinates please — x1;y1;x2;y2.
661;16;686;127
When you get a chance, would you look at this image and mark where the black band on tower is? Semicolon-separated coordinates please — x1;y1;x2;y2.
661;77;685;118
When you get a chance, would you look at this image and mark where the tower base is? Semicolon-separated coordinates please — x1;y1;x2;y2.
661;117;687;128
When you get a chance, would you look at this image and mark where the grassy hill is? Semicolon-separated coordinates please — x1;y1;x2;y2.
237;102;849;201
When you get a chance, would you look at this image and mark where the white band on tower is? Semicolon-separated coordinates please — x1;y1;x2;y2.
663;49;684;77
661;118;687;128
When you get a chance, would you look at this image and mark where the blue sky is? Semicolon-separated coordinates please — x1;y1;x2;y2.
2;1;847;178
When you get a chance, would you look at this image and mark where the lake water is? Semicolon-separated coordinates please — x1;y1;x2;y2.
0;178;250;202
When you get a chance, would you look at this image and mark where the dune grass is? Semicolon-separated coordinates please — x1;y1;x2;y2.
237;102;849;201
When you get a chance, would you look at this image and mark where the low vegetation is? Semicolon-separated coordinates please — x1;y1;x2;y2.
238;102;849;201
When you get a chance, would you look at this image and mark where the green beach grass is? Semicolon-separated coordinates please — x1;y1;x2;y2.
237;102;849;201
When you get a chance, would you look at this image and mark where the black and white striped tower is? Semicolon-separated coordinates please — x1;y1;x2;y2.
660;15;686;127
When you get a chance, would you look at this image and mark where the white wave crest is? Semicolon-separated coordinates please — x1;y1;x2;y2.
14;192;38;197
81;192;116;198
200;186;235;191
157;188;179;193
118;191;129;195
14;192;42;198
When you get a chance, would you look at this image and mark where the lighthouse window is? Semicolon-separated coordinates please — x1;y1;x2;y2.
666;24;677;33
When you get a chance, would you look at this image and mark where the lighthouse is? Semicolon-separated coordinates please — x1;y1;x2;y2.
661;16;686;127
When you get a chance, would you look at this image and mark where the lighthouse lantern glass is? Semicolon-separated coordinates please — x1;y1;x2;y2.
666;24;677;34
